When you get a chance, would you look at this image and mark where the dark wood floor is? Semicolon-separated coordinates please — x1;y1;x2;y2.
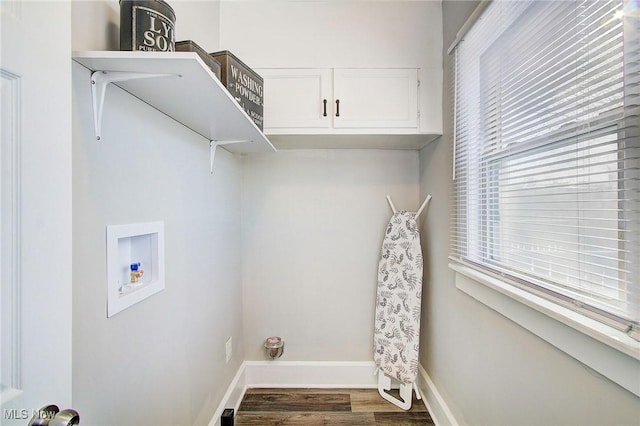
235;388;435;425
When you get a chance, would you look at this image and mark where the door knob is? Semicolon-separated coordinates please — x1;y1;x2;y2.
28;405;59;426
50;409;80;426
28;406;80;426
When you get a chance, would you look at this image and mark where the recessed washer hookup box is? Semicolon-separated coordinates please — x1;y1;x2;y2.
210;50;264;131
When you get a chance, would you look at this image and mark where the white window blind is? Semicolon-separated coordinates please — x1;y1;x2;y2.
451;0;639;338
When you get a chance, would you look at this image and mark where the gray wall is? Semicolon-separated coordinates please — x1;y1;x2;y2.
72;63;244;425
417;2;640;425
68;1;639;424
71;3;234;425
241;149;420;361
219;0;435;362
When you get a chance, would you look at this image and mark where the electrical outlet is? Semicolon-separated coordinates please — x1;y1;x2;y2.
225;337;232;363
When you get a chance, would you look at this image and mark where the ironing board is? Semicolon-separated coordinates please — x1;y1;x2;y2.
373;195;430;410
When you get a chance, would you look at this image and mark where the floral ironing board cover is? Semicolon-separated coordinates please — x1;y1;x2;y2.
373;210;423;383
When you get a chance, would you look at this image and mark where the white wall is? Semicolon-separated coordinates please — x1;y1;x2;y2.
219;0;443;138
417;1;640;424
71;0;120;51
242;149;420;360
71;2;238;425
219;0;441;68
171;1;221;52
71;0;220;52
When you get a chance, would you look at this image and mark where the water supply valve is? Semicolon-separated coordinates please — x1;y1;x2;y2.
130;262;144;283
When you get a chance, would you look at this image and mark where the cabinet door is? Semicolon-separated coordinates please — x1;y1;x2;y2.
259;68;332;129
333;68;418;129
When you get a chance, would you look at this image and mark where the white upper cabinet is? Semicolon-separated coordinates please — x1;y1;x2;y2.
332;68;418;129
221;1;443;149
260;68;332;130
259;68;423;143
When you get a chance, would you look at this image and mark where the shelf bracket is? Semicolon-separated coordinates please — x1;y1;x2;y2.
91;70;179;140
210;140;251;173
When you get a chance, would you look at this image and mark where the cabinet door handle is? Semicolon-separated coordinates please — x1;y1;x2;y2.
335;99;340;117
323;99;327;117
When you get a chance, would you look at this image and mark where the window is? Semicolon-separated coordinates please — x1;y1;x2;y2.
451;0;639;338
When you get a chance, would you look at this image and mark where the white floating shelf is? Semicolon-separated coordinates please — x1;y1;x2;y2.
73;51;276;155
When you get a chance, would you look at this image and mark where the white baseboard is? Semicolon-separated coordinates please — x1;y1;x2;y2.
209;360;454;425
243;360;379;388
417;364;458;426
208;363;248;426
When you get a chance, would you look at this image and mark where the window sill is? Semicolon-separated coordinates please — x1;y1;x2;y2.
448;260;640;397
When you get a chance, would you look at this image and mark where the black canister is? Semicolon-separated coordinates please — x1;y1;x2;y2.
120;0;176;52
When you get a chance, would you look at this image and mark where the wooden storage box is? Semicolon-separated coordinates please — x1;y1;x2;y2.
210;50;263;130
175;40;221;79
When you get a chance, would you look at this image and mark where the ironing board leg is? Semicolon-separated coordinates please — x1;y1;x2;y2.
414;381;423;400
376;370;413;410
